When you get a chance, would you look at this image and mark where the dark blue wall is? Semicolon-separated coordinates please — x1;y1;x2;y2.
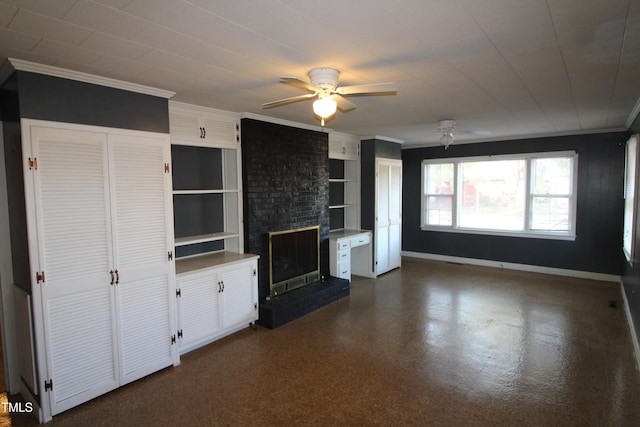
15;71;170;133
402;132;628;275
361;138;402;232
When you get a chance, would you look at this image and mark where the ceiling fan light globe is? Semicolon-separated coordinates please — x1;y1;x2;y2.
313;98;337;119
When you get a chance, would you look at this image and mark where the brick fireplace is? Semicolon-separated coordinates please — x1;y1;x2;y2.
241;118;349;327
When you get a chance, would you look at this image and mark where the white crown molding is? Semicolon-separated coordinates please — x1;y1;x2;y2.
360;135;404;144
627;96;640;129
401;127;630;149
241;111;328;133
8;58;175;99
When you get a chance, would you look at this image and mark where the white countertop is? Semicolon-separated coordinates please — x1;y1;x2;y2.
176;251;259;274
329;229;372;240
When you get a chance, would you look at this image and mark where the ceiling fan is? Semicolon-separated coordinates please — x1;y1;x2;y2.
262;67;397;126
437;119;491;150
438;119;457;150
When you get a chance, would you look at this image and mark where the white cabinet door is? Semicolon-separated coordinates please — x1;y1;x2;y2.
200;114;238;146
220;260;257;328
177;269;221;352
169;104;239;146
28;127;119;415
329;136;359;160
169;110;203;142
109;135;176;384
177;258;258;354
375;159;402;275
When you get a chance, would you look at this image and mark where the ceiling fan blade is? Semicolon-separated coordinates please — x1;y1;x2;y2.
331;94;356;112
279;76;318;92
262;93;316;108
336;82;397;95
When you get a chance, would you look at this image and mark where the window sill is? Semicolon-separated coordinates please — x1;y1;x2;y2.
419;226;576;241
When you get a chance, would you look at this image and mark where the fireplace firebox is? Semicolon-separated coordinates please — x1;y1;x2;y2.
268;225;320;296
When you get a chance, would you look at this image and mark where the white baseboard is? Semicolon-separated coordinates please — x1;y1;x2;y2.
401;251;620;283
621;282;640;372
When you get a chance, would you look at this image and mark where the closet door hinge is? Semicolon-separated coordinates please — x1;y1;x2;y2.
164;163;170;173
236;123;240;143
168;251;173;261
177;329;183;339
28;157;38;170
36;271;45;284
176;288;181;298
171;334;176;345
44;379;53;392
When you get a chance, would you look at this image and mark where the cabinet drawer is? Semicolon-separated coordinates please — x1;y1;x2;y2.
338;250;350;261
338;239;350;250
337;261;351;279
350;233;371;248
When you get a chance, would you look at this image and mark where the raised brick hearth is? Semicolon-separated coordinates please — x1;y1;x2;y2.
258;276;349;328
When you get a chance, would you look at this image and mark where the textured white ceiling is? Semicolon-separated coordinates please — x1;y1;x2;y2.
1;0;639;147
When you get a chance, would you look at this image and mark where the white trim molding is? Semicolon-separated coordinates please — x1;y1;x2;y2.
621;282;640;372
402;251;621;283
241;111;326;133
8;58;175;99
360;135;404;144
626;97;640;129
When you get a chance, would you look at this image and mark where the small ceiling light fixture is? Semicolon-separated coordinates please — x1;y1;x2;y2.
438;119;456;150
312;94;337;126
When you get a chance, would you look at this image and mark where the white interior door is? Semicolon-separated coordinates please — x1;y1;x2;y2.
376;163;390;274
108;134;176;384
389;162;402;270
376;159;402;275
28;126;119;416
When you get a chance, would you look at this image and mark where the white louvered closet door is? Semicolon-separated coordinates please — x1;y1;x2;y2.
108;134;176;384
29;127;120;416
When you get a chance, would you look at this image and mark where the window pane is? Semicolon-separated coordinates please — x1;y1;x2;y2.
459;160;526;231
426;195;452;225
426;163;453;194
532;157;571;195
531;197;569;231
624;137;637;260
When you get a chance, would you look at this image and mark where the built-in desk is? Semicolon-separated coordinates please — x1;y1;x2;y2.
329;229;374;281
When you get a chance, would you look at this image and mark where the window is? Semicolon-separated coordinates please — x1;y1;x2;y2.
623;135;638;264
423;163;454;226
421;151;577;240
